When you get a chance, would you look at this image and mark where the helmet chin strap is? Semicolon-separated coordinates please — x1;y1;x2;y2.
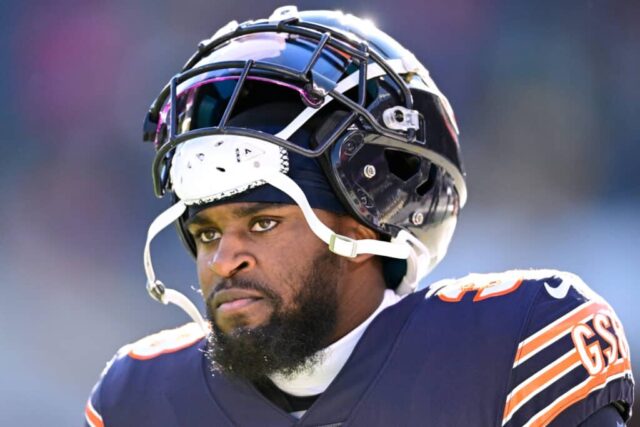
143;171;417;332
394;230;432;295
143;201;209;332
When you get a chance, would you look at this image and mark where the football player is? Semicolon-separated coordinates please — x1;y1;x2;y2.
85;7;634;426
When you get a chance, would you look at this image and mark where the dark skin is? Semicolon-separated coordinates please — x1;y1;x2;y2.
187;202;387;344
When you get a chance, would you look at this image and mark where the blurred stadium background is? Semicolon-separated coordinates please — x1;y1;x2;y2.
1;0;638;425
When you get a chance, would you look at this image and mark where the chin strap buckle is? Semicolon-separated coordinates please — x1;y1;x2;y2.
147;280;166;303
328;234;358;258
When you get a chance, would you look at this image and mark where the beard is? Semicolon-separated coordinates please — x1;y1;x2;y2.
205;250;341;381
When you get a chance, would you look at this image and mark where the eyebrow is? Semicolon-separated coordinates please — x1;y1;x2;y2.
231;202;288;218
186;203;288;227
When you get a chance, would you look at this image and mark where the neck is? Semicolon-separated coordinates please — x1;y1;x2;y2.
330;259;386;343
269;289;402;397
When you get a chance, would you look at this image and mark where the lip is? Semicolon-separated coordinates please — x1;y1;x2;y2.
213;288;264;311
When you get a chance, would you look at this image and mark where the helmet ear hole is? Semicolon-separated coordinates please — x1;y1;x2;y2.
384;150;421;181
416;166;437;196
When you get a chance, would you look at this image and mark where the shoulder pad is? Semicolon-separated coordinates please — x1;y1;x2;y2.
125;322;206;360
480;271;636;426
85;323;208;426
426;269;602;303
425;270;634;424
427;269;524;302
85;323;204;427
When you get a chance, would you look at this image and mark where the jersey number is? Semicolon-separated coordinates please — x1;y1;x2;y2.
438;277;523;302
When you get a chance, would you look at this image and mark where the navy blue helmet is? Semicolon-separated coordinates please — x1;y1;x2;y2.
142;6;467;325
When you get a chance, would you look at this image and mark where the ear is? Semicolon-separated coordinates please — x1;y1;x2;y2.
336;215;380;264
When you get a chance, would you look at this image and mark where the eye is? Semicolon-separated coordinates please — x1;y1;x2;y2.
197;229;221;244
250;218;279;233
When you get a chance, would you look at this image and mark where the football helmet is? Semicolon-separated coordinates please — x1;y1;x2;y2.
142;6;466;330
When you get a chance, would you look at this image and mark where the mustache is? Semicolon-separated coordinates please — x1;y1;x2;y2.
205;278;279;306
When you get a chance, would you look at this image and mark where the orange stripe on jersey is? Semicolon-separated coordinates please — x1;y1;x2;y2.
513;301;610;367
524;360;632;427
85;399;104;427
502;349;582;424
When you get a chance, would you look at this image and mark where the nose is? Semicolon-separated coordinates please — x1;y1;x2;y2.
206;231;256;278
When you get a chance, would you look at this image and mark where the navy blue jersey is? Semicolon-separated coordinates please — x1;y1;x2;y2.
85;270;634;426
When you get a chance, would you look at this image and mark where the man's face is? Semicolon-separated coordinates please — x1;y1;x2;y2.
187;202;344;380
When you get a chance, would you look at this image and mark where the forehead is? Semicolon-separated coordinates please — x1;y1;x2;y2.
186;202;297;225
